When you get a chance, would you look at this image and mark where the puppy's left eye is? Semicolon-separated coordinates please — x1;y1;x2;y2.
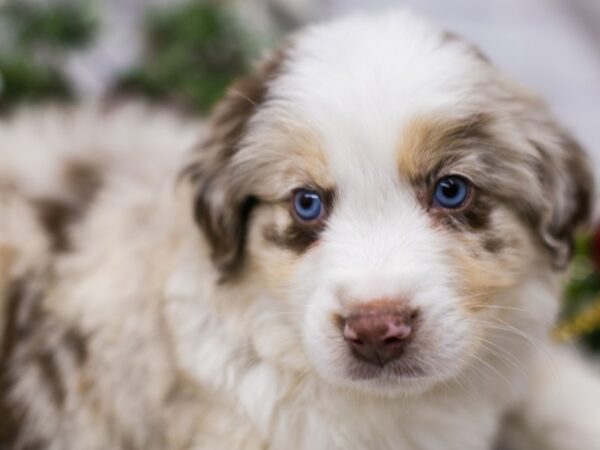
293;189;324;222
432;176;471;209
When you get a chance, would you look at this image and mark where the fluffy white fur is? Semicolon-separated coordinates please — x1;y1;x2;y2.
1;10;600;450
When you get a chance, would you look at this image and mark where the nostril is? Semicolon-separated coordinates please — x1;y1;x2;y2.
382;322;412;341
382;336;403;346
344;325;364;346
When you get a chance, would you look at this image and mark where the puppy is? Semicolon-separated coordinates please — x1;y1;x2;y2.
1;10;600;450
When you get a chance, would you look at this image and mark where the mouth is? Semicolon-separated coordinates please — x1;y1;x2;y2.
346;355;428;381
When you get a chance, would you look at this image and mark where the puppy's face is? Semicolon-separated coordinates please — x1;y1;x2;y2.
185;13;592;395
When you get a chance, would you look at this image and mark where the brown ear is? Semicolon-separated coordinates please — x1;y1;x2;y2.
182;48;288;277
531;129;594;269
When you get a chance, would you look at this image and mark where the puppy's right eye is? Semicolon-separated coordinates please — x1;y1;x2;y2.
432;176;471;210
293;189;324;222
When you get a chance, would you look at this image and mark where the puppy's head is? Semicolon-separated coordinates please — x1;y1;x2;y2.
183;12;593;395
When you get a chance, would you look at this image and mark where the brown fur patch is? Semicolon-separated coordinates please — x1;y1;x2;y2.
32;160;103;252
184;47;290;278
0;277;41;448
33;198;78;252
1;277;32;363
0;274;88;447
263;221;322;253
63;327;89;366
430;193;492;232
36;349;66;407
482;235;505;254
64;159;103;202
529;133;594;269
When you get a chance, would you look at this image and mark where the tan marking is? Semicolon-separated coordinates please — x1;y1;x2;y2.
397;114;488;182
276;123;331;188
236;121;333;200
0;245;17;285
449;209;535;313
245;204;299;298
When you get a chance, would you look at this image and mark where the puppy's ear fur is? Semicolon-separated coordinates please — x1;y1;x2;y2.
182;48;287;277
514;90;595;269
534;128;594;269
445;31;593;269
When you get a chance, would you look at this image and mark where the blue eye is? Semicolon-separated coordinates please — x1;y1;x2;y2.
293;189;323;221
433;176;470;209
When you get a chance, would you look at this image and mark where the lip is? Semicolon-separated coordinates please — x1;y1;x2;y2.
347;358;427;381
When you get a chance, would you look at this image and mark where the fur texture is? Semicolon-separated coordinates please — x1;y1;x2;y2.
1;10;599;450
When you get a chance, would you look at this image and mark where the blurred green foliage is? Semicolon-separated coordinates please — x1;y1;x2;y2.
0;0;98;110
3;1;97;50
562;234;600;350
116;1;253;114
0;1;254;114
0;56;71;110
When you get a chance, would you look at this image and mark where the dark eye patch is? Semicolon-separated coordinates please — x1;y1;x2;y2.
431;194;491;231
263;220;324;253
263;187;336;253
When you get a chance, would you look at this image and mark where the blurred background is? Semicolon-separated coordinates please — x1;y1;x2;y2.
0;0;599;349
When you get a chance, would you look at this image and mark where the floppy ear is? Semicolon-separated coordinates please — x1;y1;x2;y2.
443;30;594;269
529;122;594;269
182;48;287;277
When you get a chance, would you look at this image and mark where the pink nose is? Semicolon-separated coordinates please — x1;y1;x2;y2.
343;302;416;367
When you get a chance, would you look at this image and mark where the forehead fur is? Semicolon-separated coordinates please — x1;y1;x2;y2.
261;11;492;177
234;118;332;200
